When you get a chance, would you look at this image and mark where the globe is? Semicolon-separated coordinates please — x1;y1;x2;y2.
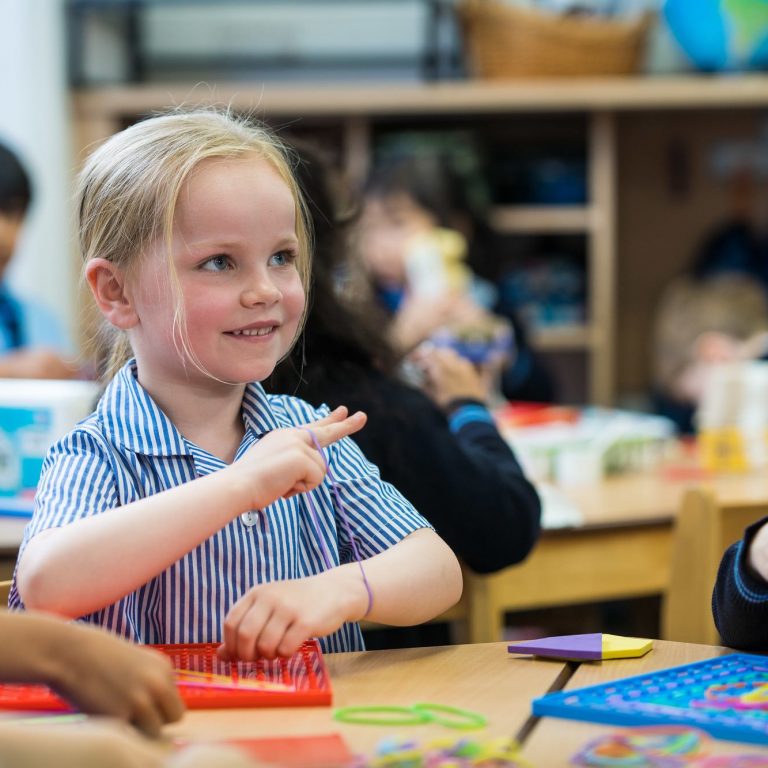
664;0;768;72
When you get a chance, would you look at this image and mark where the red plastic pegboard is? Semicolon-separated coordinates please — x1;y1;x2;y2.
0;639;332;711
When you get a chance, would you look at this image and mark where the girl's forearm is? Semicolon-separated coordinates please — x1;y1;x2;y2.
349;528;462;626
16;466;251;617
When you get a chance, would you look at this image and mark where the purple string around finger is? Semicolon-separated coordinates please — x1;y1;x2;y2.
303;427;374;618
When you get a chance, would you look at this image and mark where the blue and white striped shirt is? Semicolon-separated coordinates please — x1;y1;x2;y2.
10;361;430;652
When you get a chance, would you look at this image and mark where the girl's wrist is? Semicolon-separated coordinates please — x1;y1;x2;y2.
322;565;371;623
216;465;259;518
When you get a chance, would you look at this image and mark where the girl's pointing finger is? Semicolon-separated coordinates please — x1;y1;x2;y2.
309;411;367;448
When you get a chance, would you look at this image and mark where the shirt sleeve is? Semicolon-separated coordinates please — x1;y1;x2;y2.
713;515;768;650
19;427;118;553
325;434;432;564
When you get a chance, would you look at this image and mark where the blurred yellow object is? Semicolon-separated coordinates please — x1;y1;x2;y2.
404;227;471;298
698;427;750;473
696;362;768;472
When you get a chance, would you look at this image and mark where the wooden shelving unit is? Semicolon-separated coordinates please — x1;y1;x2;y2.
489;206;594;233
71;75;768;405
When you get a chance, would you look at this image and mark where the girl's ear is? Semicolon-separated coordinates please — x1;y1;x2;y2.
85;258;139;329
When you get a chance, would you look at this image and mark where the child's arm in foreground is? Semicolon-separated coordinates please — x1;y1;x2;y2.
713;517;768;651
0;722;260;768
747;519;768;582
220;527;462;660
17;407;366;617
0;610;183;735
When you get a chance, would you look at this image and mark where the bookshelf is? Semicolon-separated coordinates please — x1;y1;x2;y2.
72;75;768;404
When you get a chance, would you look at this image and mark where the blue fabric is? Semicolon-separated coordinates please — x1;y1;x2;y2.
732;540;768;604
10;360;429;652
376;284;405;313
447;404;495;434
0;283;72;355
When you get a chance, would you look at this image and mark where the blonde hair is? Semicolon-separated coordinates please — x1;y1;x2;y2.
77;108;312;382
654;273;768;393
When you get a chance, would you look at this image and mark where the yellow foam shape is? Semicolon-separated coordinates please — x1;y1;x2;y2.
601;634;653;659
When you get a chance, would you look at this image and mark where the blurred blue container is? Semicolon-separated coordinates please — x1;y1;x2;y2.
664;0;768;72
431;325;514;365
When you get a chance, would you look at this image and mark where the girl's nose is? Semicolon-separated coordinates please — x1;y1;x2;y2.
241;275;282;307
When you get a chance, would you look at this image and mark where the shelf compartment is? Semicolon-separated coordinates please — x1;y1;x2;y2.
529;324;596;351
491;205;593;234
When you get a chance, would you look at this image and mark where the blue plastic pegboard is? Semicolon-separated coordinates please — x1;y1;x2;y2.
533;653;768;745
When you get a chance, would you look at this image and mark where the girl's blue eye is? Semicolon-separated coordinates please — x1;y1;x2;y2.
201;255;231;272
269;250;296;267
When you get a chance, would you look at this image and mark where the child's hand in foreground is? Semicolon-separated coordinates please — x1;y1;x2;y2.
228;406;366;511
51;622;184;736
217;569;367;661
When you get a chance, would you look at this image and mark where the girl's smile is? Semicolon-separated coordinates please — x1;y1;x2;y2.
225;321;280;339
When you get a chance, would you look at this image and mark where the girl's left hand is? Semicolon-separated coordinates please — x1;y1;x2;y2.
217;570;366;661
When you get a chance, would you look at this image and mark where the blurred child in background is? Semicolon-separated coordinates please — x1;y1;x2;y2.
652;272;768;433
358;149;555;403
0;140;78;379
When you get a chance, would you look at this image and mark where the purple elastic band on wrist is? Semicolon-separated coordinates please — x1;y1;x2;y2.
303;428;374;619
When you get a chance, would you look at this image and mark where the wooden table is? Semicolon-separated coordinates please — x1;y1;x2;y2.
464;462;768;642
162;639;768;766
522;640;768;767
167;641;568;757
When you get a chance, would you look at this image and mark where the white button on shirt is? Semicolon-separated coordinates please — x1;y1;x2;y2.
240;510;258;527
10;360;430;653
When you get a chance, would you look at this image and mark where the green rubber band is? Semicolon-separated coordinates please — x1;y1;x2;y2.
333;705;432;726
411;702;488;730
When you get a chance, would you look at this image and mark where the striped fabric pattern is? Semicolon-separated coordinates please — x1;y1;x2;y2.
10;361;429;653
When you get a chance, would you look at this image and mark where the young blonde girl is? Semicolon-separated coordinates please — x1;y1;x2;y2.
10;109;461;659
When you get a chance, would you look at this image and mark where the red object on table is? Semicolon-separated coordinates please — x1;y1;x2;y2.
0;639;332;711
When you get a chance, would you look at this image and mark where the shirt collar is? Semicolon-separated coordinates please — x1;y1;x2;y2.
98;360;282;457
241;378;282;437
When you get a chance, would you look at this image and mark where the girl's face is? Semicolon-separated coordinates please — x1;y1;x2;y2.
128;155;305;389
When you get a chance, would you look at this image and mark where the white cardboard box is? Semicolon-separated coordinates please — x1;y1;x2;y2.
0;380;98;497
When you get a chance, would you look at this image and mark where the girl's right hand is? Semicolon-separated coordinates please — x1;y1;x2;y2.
230;406;367;511
217;568;364;662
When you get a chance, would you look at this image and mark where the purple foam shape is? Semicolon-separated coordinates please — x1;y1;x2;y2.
507;633;604;660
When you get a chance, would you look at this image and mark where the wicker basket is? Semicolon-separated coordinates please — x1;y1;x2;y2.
458;1;651;79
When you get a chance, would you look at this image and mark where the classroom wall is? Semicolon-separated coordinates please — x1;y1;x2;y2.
0;0;75;345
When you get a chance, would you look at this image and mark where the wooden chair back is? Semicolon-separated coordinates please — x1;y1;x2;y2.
0;579;12;607
662;487;768;645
